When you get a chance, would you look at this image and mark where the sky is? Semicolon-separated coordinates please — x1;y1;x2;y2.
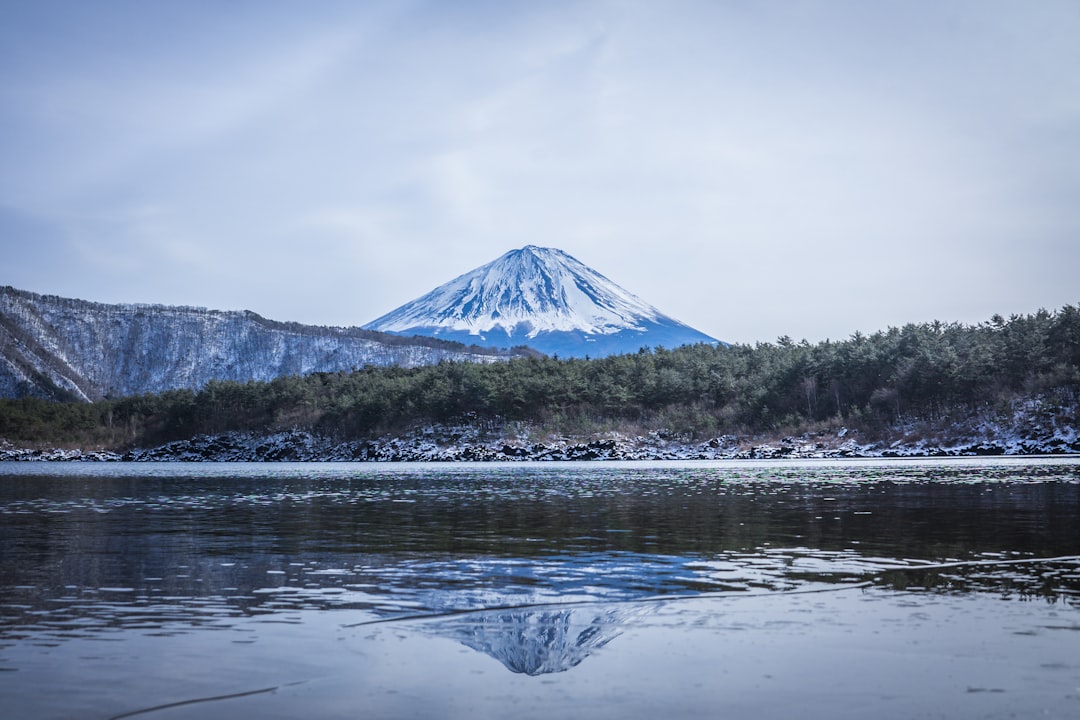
1;0;1078;345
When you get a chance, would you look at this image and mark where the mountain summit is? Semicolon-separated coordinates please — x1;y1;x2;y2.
364;246;720;357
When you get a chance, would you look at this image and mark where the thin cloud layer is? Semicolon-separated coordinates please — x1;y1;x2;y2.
2;0;1077;344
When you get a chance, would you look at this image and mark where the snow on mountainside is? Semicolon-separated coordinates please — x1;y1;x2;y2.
426;607;631;676
364;246;721;357
0;286;521;402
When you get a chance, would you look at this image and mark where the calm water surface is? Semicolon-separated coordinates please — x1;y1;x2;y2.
1;458;1078;719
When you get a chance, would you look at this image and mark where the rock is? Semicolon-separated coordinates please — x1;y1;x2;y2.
6;406;1079;461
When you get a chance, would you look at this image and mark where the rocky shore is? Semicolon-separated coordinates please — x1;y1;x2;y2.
2;417;1077;462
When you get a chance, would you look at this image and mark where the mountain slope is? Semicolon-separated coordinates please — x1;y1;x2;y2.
0;286;522;402
429;607;629;676
364;246;720;357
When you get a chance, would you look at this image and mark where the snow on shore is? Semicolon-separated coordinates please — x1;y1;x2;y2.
3;421;1076;463
3;396;1075;462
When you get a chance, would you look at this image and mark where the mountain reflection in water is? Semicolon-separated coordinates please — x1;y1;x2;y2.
426;605;642;675
1;459;1079;719
414;555;1080;677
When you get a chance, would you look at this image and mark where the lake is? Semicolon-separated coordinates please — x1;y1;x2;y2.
2;458;1078;719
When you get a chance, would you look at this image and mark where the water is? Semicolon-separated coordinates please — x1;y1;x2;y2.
1;458;1078;719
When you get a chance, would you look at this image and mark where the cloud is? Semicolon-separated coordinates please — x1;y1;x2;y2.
1;0;1077;342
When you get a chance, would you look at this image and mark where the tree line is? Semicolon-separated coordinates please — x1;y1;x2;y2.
2;305;1077;449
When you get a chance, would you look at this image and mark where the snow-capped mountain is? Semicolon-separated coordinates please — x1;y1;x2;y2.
428;607;631;676
364;246;721;357
0;286;524;402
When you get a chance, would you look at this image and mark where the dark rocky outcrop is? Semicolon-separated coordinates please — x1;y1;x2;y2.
4;421;1076;463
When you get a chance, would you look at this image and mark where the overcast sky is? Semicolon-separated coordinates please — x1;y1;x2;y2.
2;0;1077;345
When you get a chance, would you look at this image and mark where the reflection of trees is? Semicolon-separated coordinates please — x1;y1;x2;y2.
427;605;643;676
878;560;1080;602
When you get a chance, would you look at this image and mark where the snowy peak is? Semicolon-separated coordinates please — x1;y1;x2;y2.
364;246;721;357
368;245;663;337
428;607;630;676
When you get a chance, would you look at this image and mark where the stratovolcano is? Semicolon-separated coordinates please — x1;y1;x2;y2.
363;246;720;357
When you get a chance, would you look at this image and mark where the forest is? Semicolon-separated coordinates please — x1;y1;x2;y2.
1;305;1077;450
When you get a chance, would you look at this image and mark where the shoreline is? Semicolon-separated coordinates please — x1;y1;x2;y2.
3;425;1077;462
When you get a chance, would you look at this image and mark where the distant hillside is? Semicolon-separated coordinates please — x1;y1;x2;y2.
2;304;1075;456
0;286;530;402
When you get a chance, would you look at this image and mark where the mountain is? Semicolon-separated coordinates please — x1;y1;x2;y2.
0;286;524;402
364;246;721;357
427;607;632;676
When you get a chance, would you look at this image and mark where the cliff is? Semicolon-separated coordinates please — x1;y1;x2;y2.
0;286;521;401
